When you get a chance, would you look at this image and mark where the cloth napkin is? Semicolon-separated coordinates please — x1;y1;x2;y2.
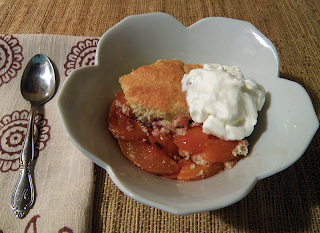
0;34;98;233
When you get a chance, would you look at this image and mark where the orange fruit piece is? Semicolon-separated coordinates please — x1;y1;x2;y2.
173;126;210;154
201;139;239;163
176;159;224;181
174;126;239;164
118;139;180;175
148;132;179;160
109;91;147;141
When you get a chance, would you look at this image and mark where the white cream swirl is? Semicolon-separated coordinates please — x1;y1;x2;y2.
182;63;265;140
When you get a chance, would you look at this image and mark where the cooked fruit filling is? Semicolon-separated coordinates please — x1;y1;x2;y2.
109;91;248;181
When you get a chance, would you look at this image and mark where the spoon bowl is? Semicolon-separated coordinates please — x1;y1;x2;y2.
11;54;56;219
21;54;56;104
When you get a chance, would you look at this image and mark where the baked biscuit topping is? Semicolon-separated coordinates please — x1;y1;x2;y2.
120;60;201;121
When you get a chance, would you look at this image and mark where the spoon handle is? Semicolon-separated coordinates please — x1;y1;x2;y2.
11;105;37;219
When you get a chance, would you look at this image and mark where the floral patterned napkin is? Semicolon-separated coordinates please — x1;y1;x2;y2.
0;34;99;232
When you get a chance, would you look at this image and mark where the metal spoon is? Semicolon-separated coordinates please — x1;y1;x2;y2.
11;54;56;219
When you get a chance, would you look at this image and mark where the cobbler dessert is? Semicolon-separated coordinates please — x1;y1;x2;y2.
108;60;265;181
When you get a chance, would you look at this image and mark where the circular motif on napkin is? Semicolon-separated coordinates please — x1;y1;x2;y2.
64;38;99;76
0;110;51;173
0;35;24;87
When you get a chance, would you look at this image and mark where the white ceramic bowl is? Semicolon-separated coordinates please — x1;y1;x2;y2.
57;13;319;215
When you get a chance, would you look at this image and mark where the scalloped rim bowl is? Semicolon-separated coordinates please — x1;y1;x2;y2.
57;13;319;215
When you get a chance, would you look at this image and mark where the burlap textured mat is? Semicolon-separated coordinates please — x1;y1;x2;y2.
0;0;319;232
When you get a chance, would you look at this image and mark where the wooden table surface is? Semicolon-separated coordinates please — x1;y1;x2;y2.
1;0;319;232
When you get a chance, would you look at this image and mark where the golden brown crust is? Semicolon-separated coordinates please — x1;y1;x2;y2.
120;60;202;121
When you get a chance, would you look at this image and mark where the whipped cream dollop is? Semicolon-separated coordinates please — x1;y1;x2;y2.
181;63;265;140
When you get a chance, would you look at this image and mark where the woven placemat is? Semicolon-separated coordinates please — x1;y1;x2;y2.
1;0;319;232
